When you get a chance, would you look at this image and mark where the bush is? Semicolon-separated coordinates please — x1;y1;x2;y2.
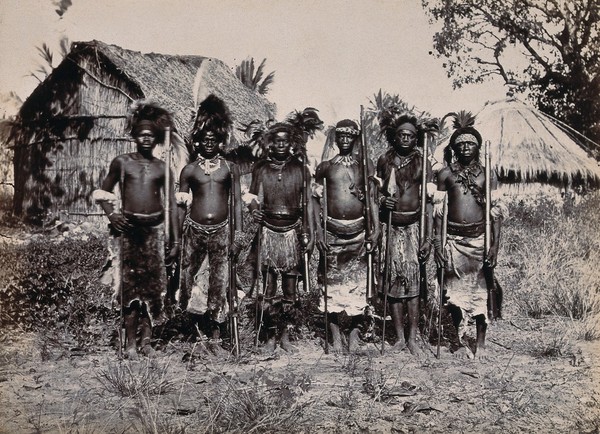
500;193;600;322
0;233;115;349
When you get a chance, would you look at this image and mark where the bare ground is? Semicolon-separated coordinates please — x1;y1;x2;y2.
0;315;598;433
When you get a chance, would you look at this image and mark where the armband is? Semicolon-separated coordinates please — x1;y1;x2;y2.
432;191;447;218
491;191;509;220
425;182;437;201
175;192;192;206
432;237;443;250
242;192;259;207
372;174;384;189
311;182;324;199
92;189;117;204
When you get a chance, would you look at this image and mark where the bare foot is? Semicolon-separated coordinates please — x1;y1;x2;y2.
331;340;344;354
390;341;408;353
125;347;138;361
407;340;425;358
453;346;475;360
262;338;277;355
140;344;157;358
280;335;298;353
348;329;361;353
208;341;229;358
475;346;487;361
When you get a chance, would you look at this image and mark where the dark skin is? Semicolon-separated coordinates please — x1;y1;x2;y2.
434;139;502;360
177;130;242;352
314;131;380;353
249;131;315;352
98;128;180;358
376;127;433;356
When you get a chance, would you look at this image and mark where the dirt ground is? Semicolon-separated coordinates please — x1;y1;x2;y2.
0;314;598;433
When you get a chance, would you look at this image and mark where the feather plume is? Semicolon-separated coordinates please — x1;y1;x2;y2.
285;107;324;142
238;118;273;158
190;94;232;143
192;61;211;109
126;99;174;142
446;110;476;130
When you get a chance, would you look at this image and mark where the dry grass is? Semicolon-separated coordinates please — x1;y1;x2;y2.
97;358;176;397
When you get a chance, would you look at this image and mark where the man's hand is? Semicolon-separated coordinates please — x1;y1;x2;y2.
229;242;242;259
108;212;132;233
433;239;446;269
165;244;180;266
418;239;432;262
381;197;397;211
251;209;265;223
485;244;499;268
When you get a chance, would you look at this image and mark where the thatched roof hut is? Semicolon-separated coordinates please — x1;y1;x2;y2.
434;98;600;191
10;40;276;224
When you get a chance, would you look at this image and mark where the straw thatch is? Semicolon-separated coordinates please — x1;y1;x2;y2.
434;98;600;189
10;40;276;223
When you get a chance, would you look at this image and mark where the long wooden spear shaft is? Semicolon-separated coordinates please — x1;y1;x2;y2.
118;166;125;360
228;180;240;357
419;135;429;302
164;127;171;247
301;153;311;294
381;167;397;355
437;193;448;359
359;105;374;303
254;184;264;349
484;139;497;319
322;178;329;354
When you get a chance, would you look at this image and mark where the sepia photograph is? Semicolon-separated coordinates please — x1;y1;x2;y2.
0;0;599;432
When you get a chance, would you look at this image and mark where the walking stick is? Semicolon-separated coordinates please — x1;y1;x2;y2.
228;182;240;357
436;193;448;359
484;139;497;320
381;167;397;355
322;178;329;354
359;105;374;303
419;136;429;302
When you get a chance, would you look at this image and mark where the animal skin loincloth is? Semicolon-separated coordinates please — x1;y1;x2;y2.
319;216;369;316
179;217;230;322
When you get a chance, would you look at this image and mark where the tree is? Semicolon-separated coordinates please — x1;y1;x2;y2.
30;37;70;83
423;0;600;147
235;58;275;95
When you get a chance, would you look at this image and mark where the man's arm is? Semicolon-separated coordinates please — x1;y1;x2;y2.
93;156;132;233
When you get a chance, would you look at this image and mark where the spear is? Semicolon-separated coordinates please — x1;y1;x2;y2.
419;134;429;302
117;166;125;360
437;193;448;359
359;105;374;303
484;139;497;320
322;178;329;354
228;178;240;357
163;127;178;309
301;152;311;294
381;167;397;355
254;183;265;349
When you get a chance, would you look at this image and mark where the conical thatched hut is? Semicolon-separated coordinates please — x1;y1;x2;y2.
434;98;600;196
10;40;276;224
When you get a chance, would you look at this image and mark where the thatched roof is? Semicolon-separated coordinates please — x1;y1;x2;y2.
46;40;276;143
434;98;600;188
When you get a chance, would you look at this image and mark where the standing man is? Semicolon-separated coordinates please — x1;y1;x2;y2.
377;112;433;356
176;95;242;356
314;119;380;353
93;101;180;360
247;122;315;353
434;113;506;360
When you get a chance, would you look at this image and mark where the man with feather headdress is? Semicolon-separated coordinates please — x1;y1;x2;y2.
376;110;434;357
176;95;243;356
314;119;380;353
433;111;507;360
93;100;180;359
246;109;321;353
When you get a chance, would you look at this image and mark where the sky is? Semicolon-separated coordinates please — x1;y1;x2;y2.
0;0;509;125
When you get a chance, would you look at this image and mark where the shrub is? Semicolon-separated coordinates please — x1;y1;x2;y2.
500;193;600;323
0;233;114;349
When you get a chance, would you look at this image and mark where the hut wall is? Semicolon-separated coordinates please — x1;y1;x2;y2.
16;55;137;225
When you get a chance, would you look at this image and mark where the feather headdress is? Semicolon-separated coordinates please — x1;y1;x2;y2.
377;105;439;147
442;110;482;165
190;94;232;145
126;99;174;142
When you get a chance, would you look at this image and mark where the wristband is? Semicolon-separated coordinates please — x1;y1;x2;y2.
108;212;115;218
